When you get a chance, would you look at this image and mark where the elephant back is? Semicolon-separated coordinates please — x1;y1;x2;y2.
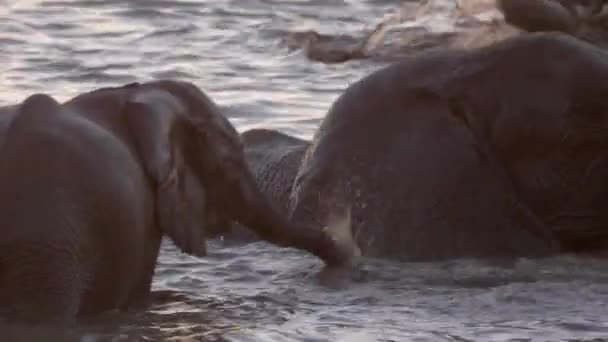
241;128;310;212
288;34;597;260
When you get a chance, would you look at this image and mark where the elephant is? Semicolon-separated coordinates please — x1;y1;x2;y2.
223;129;312;242
497;0;581;34
230;32;608;261
496;0;608;44
281;0;608;66
240;128;311;213
0;80;352;325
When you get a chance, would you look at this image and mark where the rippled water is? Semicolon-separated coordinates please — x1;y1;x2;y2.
1;0;608;341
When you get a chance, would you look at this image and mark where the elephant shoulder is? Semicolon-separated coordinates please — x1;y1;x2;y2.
4;92;128;164
319;31;604;128
492;31;602;58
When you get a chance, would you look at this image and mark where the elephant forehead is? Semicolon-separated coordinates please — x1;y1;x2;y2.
200;111;243;160
130;87;187;115
174;82;240;141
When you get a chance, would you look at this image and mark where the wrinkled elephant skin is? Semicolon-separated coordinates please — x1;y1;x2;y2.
238;32;608;260
0;80;351;325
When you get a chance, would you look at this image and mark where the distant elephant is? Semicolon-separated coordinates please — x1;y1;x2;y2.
233;32;608;260
0;80;351;325
497;0;580;34
223;129;312;242
497;0;608;43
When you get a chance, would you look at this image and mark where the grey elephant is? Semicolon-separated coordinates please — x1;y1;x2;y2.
224;129;312;242
497;0;608;43
0;80;351;325
232;32;608;260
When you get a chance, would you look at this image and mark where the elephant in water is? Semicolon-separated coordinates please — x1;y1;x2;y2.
232;32;608;261
497;0;608;45
497;0;585;34
0;80;352;325
282;0;608;65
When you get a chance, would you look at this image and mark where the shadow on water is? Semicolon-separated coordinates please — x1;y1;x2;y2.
0;285;296;341
0;291;240;341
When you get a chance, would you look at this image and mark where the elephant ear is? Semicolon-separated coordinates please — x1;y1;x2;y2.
124;87;208;257
447;95;558;245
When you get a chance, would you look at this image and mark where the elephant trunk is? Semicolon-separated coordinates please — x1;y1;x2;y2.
230;170;352;267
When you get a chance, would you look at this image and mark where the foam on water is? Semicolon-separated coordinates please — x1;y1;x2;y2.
1;0;608;341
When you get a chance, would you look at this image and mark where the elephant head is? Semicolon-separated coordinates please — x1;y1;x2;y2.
122;81;351;265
